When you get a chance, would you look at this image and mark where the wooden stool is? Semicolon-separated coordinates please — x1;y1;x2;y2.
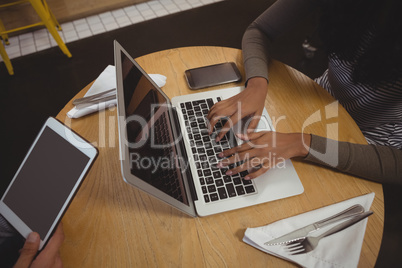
0;0;72;75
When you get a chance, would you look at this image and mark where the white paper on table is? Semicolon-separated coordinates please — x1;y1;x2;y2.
67;65;167;119
243;193;375;268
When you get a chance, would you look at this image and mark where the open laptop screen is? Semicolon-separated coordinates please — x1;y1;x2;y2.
120;51;189;206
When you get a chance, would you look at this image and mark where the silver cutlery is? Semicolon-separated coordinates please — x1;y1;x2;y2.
264;204;365;246
74;95;116;109
285;210;373;255
72;88;116;106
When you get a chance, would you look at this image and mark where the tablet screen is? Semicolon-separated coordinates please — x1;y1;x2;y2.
3;126;90;238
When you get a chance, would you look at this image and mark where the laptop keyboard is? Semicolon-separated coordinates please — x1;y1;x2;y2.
179;98;256;203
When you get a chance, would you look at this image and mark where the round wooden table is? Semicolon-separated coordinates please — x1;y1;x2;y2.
57;46;384;267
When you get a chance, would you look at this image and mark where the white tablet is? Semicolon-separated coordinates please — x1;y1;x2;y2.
0;117;98;250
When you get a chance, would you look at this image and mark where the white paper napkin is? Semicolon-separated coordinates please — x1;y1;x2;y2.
243;193;375;268
67;65;167;118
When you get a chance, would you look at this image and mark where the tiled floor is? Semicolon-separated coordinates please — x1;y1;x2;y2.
1;0;223;62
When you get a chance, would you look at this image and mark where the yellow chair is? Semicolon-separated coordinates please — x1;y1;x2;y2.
0;0;72;75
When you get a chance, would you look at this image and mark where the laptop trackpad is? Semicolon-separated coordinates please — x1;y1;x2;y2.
232;113;271;134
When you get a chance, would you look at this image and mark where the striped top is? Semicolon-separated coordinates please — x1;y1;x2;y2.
242;0;402;149
241;0;402;182
315;31;402;149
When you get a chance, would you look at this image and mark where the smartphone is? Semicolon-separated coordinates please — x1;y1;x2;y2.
0;117;98;250
185;62;242;90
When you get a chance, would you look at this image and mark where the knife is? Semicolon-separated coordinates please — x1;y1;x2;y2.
264;204;365;246
74;95;116;109
72;88;116;106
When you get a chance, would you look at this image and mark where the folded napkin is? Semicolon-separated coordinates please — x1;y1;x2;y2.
243;193;375;268
67;65;167;118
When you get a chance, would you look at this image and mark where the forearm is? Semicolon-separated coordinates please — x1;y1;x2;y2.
242;0;319;83
242;26;271;83
305;135;402;184
0;214;16;238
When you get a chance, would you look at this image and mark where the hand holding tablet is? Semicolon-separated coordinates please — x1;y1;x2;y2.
13;223;64;268
0;117;97;251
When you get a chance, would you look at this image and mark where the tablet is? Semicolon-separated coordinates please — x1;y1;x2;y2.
0;117;98;250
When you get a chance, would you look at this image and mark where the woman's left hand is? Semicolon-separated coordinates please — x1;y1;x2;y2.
217;131;311;180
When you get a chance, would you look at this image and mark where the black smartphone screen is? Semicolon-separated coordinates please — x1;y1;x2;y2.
185;62;241;89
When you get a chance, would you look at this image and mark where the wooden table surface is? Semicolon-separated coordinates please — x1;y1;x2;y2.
56;46;384;267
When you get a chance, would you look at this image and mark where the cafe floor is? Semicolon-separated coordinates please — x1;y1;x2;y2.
0;0;400;266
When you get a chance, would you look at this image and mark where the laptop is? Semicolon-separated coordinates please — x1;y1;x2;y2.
114;41;304;217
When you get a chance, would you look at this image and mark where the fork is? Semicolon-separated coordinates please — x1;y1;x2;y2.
285;210;373;255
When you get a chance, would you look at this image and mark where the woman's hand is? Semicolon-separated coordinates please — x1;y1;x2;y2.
217;131;311;180
207;77;268;141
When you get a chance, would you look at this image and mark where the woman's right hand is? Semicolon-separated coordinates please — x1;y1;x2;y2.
207;77;268;141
